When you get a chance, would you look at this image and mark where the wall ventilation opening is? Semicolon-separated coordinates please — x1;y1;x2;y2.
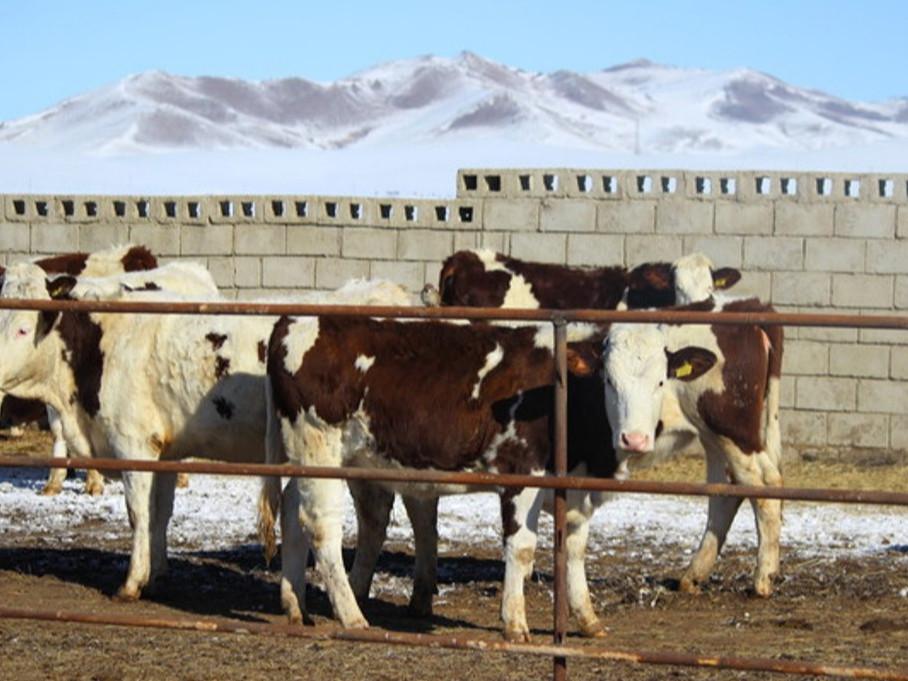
379;204;393;220
165;202;178;219
62;200;75;217
602;176;617;194
113;201;126;218
459;206;473;222
484;175;501;192
12;200;25;216
720;178;736;195
696;177;712;194
241;202;255;218
781;178;797;195
295;201;308;218
878;179;893;198
844;179;860;198
325;202;338;218
435;206;449;221
755;176;770;195
219;201;233;218
350;203;362;220
462;174;478;191
519;175;531;191
816;178;832;196
577;175;592;193
188;202;201;219
137;201;150;218
543;174;558;191
35;201;49;217
84;201;98;217
271;200;284;218
636;175;652;193
660;176;677;194
405;205;418;222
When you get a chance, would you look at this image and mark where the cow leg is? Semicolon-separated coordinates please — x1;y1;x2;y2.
347;480;394;603
279;479;312;625
500;487;543;642
116;469;155;601
148;471;177;592
565;494;605;638
402;494;439;617
40;407;68;496
743;451;783;597
681;445;743;594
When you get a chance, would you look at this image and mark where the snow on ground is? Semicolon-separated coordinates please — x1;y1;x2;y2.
1;466;904;567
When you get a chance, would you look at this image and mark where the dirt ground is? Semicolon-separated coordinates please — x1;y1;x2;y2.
1;430;906;681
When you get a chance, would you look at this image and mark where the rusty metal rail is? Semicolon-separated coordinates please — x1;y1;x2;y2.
0;295;905;680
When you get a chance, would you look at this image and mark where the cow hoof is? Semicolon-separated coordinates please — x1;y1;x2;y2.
503;627;531;643
407;595;434;619
112;588;141;603
679;576;703;595
578;617;607;638
39;484;62;496
176;473;190;489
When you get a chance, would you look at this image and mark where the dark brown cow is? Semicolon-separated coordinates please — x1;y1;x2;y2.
263;315;615;641
428;249;741;310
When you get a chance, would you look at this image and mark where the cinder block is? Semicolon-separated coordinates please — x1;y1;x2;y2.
831;274;893;308
180;224;234;256
898;276;908;309
891;414;908;451
31;223;79;254
893;345;908;380
866;239;908;275
287;225;341;257
682;236;743;267
774;202;834;237
655;199;713;235
483;199;539;232
715;202;772;235
625;235;683;265
806;239;865;273
342;227;397;260
369;260;426;293
398;229;455;261
827;413;889;448
262;256;315;288
795;376;856;411
0;222;30;253
79;224;131;252
540;199;597;232
743;236;803;270
771;272;830;306
597;201;655;234
235;224;287;256
128;224;180;257
233;257;263;288
781;410;827;447
835;203;896;238
858;379;908;413
566;234;624;267
783;340;828;375
315;257;369;290
509;233;566;263
829;343;889;378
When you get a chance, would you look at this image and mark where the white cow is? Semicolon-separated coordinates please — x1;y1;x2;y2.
0;262;414;601
602;296;784;596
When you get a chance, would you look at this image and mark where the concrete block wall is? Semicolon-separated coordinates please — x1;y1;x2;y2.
1;167;906;461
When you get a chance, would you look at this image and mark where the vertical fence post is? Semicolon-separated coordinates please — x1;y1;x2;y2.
552;319;569;681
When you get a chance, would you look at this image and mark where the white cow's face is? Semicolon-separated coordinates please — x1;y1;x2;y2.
672;253;715;305
602;324;667;458
0;263;57;389
603;323;718;472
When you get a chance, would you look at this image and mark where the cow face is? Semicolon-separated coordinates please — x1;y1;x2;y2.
671;253;742;305
602;323;716;469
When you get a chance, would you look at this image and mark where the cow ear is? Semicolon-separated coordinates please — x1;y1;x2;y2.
46;275;77;300
712;267;741;291
566;345;600;377
665;346;717;381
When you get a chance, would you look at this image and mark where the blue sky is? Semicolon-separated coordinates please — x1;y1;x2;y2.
2;0;906;122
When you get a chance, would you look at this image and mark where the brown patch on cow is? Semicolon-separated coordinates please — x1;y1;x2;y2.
624;262;675;309
34;252;92;276
696;298;783;455
438;251;513;307
213;396;235;420
123;282;161;292
55;312;105;418
214;356;230;380
206;333;228;351
120;246;158;272
497;253;628;310
257;340;267;365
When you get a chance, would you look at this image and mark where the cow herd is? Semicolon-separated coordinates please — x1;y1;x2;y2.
0;244;783;642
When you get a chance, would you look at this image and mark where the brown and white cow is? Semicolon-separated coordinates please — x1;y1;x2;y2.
0;262;414;601
350;251;742;620
425;249;741;310
0;244;159;495
265;314;615;641
602;296;784;597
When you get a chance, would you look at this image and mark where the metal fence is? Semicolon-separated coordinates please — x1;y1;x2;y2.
0;297;906;681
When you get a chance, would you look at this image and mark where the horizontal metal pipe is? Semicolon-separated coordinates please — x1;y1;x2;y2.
0;297;905;329
0;607;904;680
2;455;907;507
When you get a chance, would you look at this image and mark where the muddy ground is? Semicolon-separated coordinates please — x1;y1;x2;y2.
1;430;906;681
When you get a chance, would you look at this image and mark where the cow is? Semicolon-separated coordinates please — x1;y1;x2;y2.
423;249;741;310
264;314;616;641
0;244;159;495
601;296;784;597
350;251;743;620
0;261;414;601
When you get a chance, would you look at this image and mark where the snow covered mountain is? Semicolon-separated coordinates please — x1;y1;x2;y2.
3;52;907;157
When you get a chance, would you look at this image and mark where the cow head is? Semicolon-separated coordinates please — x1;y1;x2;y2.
672;253;741;305
602;323;716;471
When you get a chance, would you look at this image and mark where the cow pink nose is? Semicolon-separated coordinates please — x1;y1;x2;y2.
620;432;650;452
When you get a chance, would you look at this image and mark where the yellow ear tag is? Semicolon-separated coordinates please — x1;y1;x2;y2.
714;277;727;288
674;361;693;378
